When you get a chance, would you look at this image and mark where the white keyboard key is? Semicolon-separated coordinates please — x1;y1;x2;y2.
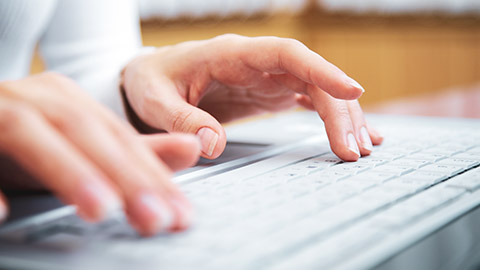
314;187;356;203
423;146;462;156
368;151;405;161
407;152;446;162
353;171;397;183
404;170;447;184
373;164;414;176
419;164;465;176
275;225;385;269
466;146;480;154
355;157;389;166
453;151;480;160
387;159;431;169
410;185;465;207
290;158;338;172
437;157;479;168
263;168;306;181
311;154;342;164
358;186;411;205
446;168;480;191
336;179;376;192
367;184;465;230
305;170;351;182
381;146;419;155
329;163;371;174
387;177;432;192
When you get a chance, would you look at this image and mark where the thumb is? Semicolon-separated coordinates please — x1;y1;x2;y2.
124;75;226;159
164;101;226;159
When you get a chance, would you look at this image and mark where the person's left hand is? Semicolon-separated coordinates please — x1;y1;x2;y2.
121;34;383;161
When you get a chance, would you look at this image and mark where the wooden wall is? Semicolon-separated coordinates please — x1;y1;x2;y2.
32;6;480;106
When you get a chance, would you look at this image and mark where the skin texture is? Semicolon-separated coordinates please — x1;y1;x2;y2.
0;73;200;236
0;35;383;237
122;34;383;161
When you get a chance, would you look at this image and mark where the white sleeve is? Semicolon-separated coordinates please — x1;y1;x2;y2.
38;0;143;119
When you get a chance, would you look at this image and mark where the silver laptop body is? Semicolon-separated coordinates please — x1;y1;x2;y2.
0;111;479;270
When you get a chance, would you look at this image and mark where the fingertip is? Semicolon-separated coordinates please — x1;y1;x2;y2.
332;148;360;162
328;76;364;100
196;127;226;159
295;94;315;111
368;127;384;145
345;77;365;94
329;134;361;162
358;126;373;156
172;133;202;167
128;191;174;236
0;196;8;223
73;179;123;223
167;195;193;232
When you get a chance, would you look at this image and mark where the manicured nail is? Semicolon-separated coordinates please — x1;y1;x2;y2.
360;126;373;151
170;196;193;229
196;127;218;157
138;192;173;231
0;203;6;222
347;133;360;157
346;77;365;93
77;181;122;221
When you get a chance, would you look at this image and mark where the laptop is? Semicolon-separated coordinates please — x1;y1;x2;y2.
0;110;479;270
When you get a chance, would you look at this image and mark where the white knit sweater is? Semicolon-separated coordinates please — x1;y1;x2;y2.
0;0;143;118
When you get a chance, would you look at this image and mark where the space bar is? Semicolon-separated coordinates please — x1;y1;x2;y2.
193;143;330;183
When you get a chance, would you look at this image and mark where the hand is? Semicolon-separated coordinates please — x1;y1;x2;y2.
122;34;383;161
0;73;200;236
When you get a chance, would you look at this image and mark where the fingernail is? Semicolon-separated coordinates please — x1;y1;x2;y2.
346;77;365;93
196;127;218;157
138;192;174;231
360;126;373;151
77;181;122;221
0;203;7;222
170;196;193;229
347;133;360;157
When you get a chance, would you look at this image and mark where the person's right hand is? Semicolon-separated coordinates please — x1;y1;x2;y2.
0;72;200;236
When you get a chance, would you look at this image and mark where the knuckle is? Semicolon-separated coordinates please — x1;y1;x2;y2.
216;33;241;41
213;33;243;46
39;71;68;83
0;103;33;127
170;109;194;132
320;101;350;123
50;105;91;133
0;103;35;143
281;38;305;50
39;72;78;94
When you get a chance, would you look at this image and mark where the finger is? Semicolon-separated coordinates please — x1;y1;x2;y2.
42;101;191;234
346;100;374;156
142;133;201;172
80;95;197;232
0;101;122;222
0;190;8;223
295;93;315;111
297;95;383;150
224;35;364;100
306;86;361;161
11;75;193;234
367;124;384;146
129;77;226;159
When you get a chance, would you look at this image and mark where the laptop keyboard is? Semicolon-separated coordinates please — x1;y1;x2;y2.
1;124;480;269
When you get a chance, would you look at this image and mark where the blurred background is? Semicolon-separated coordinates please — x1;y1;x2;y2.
32;0;480;117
